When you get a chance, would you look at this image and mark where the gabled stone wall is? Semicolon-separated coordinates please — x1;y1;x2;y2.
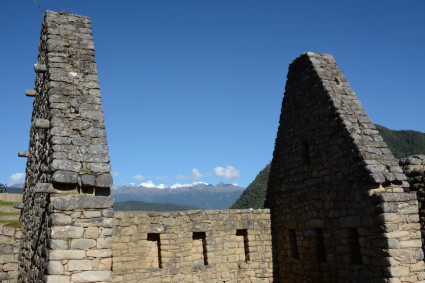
266;52;423;282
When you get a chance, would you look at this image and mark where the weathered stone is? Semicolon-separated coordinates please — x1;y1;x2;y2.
68;260;93;271
52;170;78;184
49;250;86;260
71;271;111;282
96;174;113;187
52;196;114;210
81;174;96;187
18;151;29;157
47;261;64;274
71;239;97;249
25;89;37;97
51;159;81;172
51;226;84;239
46;275;70;283
34;118;50;129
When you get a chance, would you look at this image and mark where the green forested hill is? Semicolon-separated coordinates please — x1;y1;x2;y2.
231;125;425;209
231;164;270;209
375;125;425;159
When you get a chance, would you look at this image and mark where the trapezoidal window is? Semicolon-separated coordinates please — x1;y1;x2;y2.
346;228;362;264
146;233;162;269
288;229;299;259
236;229;250;262
314;229;326;263
301;141;311;165
192;232;208;266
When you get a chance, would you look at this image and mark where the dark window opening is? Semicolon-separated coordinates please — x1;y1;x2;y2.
288;229;299;259
347;228;362;264
314;229;326;263
302;141;311;165
192;232;208;265
147;233;162;269
236;229;250;262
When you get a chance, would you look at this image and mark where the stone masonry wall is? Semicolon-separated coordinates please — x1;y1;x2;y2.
0;225;21;283
19;11;113;283
112;209;273;283
400;155;425;253
266;52;423;282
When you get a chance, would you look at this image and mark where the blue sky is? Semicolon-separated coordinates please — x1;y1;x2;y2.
1;0;424;188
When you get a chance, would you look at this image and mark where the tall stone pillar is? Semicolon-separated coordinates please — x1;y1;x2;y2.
18;11;113;283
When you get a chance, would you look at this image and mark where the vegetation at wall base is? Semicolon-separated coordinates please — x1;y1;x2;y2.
231;125;425;209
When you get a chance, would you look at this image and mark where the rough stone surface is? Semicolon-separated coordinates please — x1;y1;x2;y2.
266;52;421;283
18;11;114;283
112;210;273;282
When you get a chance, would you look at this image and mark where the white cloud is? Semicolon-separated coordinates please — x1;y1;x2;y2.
156;176;167;180
133;174;145;181
111;171;120;177
176;174;186;180
192;168;203;179
214;166;240;179
8;173;25;186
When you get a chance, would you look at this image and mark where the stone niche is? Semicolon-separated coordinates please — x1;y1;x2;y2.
266;52;424;283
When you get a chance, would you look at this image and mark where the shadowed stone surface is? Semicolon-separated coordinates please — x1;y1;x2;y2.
266;52;423;283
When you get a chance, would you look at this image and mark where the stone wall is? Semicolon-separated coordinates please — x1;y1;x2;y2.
400;155;425;253
0;225;21;283
19;11;113;283
266;52;423;282
112;209;273;283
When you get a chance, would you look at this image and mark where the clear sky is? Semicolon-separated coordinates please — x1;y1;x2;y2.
1;0;424;188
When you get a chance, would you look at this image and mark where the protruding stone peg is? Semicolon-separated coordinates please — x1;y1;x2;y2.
34;182;76;195
34;119;50;129
18;151;29;158
25;90;37;97
13;203;24;210
34;64;47;73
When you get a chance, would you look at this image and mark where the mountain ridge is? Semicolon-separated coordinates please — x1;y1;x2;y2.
231;124;425;209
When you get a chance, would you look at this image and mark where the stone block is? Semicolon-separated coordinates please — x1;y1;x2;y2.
51;159;81;172
85;227;100;239
96;174;113;187
71;239;97;249
46;275;70;283
47;261;64;274
52;170;78;184
51;226;84;239
49;250;86;260
68;259;93;271
339;216;361;228
71;271;111;282
86;249;112;257
52;196;114;210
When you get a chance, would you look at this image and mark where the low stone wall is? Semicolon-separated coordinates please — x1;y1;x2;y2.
112;209;273;283
0;225;21;283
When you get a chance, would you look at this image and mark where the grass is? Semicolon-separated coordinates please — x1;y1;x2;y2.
0;200;15;206
0;220;21;228
0;211;20;217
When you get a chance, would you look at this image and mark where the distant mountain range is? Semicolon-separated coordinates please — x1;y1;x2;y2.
112;182;244;210
114;200;196;211
232;124;425;209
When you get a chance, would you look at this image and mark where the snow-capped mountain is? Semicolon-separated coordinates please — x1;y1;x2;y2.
112;182;244;210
